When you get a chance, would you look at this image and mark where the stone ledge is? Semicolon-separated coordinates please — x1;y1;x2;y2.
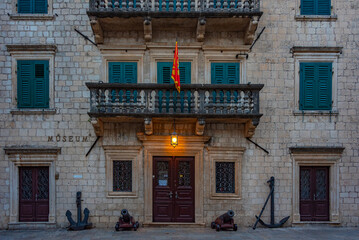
289;146;345;154
10;109;57;115
291;47;342;54
295;15;337;22
9;14;55;21
8;222;57;230
6;45;57;54
4;146;61;155
292;221;341;226
292;110;339;116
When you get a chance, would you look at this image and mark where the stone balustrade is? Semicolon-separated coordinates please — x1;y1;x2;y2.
89;0;260;13
86;83;263;121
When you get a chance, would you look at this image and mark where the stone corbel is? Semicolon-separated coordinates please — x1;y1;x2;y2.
244;16;259;45
196;17;206;42
91;118;104;136
89;16;104;44
144;17;152;42
144;118;153;135
195;119;206;136
244;118;259;138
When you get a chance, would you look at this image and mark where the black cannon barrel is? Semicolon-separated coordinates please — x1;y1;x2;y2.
220;210;235;223
121;209;130;223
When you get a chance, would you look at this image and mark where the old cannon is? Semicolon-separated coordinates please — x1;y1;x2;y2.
115;209;139;231
211;210;238;231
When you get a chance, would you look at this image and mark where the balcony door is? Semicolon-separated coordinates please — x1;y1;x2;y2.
153;156;195;222
19;167;49;222
300;166;329;221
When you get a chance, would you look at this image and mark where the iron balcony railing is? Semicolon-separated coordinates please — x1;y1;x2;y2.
86;83;263;119
89;0;260;13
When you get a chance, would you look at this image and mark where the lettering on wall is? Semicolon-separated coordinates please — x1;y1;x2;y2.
48;135;90;142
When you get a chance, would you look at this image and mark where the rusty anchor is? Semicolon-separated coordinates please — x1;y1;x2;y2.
253;177;290;229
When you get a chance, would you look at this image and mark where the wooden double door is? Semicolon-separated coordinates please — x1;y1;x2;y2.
153;156;195;222
300;166;329;221
19;167;49;222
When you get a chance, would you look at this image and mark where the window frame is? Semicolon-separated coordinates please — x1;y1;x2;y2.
104;146;141;198
10;0;54;20
204;51;246;84
207;147;245;200
7;45;56;114
292;47;341;115
295;0;337;21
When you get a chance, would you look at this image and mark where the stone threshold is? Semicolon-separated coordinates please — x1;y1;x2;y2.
143;222;205;228
292;221;340;227
8;222;57;230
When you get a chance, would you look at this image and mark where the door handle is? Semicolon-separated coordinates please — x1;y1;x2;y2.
168;191;173;199
175;192;178;199
313;193;317;200
35;194;38;201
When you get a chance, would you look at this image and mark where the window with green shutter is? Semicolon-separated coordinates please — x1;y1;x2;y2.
157;62;191;84
211;63;240;84
18;0;48;14
109;62;137;83
300;62;332;110
301;0;331;15
17;60;49;108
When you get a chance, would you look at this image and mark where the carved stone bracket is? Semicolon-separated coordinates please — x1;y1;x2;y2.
196;17;206;42
91;118;104;136
89;16;104;44
244;16;259;45
144;118;153;135
195;118;206;136
144;17;152;42
244;118;259;138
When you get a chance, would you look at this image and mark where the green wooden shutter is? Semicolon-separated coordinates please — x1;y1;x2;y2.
317;63;332;109
317;0;331;15
211;63;239;84
18;0;32;13
157;62;191;84
17;60;49;108
109;62;137;83
301;0;330;15
34;0;48;14
300;62;332;110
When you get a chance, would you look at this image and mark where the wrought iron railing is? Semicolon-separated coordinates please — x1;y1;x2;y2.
89;0;260;13
86;83;263;118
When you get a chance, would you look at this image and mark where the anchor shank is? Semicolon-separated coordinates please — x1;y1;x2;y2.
76;192;82;224
270;178;275;225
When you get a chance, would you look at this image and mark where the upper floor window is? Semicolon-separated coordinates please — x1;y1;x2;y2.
301;0;331;15
157;62;191;84
211;63;240;84
17;60;49;108
109;62;137;83
299;62;332;110
18;0;48;14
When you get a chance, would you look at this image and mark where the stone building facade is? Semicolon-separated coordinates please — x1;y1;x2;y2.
0;0;358;229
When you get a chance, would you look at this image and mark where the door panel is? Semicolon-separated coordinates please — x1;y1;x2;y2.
19;167;49;222
300;166;329;221
153;157;195;222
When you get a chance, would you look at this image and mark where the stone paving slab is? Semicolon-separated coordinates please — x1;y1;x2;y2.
0;227;358;240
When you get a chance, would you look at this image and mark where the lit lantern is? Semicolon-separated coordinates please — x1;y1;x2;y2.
171;131;178;148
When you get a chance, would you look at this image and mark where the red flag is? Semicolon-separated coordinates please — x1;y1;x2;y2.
171;41;180;93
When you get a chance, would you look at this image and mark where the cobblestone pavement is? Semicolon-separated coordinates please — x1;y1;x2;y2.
0;227;358;240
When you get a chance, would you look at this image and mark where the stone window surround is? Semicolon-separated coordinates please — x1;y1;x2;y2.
9;0;54;20
207;147;245;200
294;0;337;21
4;146;60;228
204;49;247;84
149;48;199;84
290;147;344;224
7;45;57;115
137;133;210;226
291;47;342;116
103;146;141;198
101;48;144;84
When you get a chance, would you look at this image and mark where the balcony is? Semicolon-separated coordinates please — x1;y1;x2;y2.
87;0;262;43
86;83;263;137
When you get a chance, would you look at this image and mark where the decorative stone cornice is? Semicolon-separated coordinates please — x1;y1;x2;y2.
4;146;61;154
6;44;57;54
289;146;345;154
290;46;343;54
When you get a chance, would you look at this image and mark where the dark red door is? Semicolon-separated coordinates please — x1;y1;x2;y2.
300;166;329;221
19;167;49;222
153;157;195;222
